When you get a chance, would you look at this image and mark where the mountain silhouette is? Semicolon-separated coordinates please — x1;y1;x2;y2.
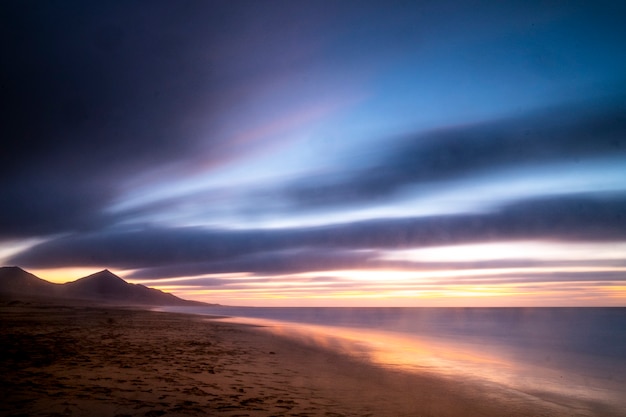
64;269;140;298
0;266;212;306
0;266;57;297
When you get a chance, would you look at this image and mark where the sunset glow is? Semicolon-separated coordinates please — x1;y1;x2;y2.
28;267;126;284
128;258;626;306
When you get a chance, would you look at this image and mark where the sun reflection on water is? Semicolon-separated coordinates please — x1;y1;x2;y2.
210;315;625;410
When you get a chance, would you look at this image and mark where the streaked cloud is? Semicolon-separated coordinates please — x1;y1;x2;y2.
2;1;625;305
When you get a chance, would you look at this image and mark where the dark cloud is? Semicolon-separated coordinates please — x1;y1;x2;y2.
0;168;129;238
3;1;211;171
11;194;626;275
0;1;341;239
127;249;378;279
134;275;363;291
134;276;276;288
287;98;626;207
129;257;626;281
2;1;214;237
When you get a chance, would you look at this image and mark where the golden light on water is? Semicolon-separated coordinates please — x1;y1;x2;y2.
209;315;608;404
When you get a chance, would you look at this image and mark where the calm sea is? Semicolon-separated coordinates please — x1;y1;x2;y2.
160;306;626;414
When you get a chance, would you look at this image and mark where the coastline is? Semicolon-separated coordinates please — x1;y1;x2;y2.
1;302;619;417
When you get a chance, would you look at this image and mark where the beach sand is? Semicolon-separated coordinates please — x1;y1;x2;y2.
0;302;610;417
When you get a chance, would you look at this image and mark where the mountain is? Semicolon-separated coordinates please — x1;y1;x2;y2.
0;266;212;306
61;269;207;306
0;266;58;297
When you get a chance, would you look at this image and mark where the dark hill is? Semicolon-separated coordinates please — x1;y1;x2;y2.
63;269;138;299
62;269;205;306
0;266;57;297
0;267;212;306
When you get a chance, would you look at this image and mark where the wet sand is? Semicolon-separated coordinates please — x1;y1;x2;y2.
0;302;610;417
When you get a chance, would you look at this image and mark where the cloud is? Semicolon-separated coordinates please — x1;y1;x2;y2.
0;174;118;238
0;1;345;239
148;271;626;304
285;98;626;207
4;0;626;298
127;248;376;279
129;258;626;281
1;2;218;238
10;193;626;276
96;94;626;233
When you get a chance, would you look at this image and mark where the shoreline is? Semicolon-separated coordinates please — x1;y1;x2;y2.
1;302;620;416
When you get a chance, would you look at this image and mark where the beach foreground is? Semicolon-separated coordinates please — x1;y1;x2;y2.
0;302;610;417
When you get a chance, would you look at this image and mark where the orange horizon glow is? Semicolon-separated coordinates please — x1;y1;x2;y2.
140;264;626;307
12;239;626;307
27;267;126;284
21;266;626;307
12;260;626;307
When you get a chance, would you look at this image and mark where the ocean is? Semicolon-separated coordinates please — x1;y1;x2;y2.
159;306;626;414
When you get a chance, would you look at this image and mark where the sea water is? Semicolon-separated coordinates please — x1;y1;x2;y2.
160;306;626;414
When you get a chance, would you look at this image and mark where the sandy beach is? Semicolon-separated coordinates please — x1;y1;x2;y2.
0;301;615;417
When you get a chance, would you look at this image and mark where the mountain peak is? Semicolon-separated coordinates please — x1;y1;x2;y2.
84;269;126;282
0;266;56;295
1;266;28;273
1;265;40;278
66;269;130;297
2;266;212;306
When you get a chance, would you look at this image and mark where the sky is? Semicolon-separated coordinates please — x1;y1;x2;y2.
2;0;626;306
